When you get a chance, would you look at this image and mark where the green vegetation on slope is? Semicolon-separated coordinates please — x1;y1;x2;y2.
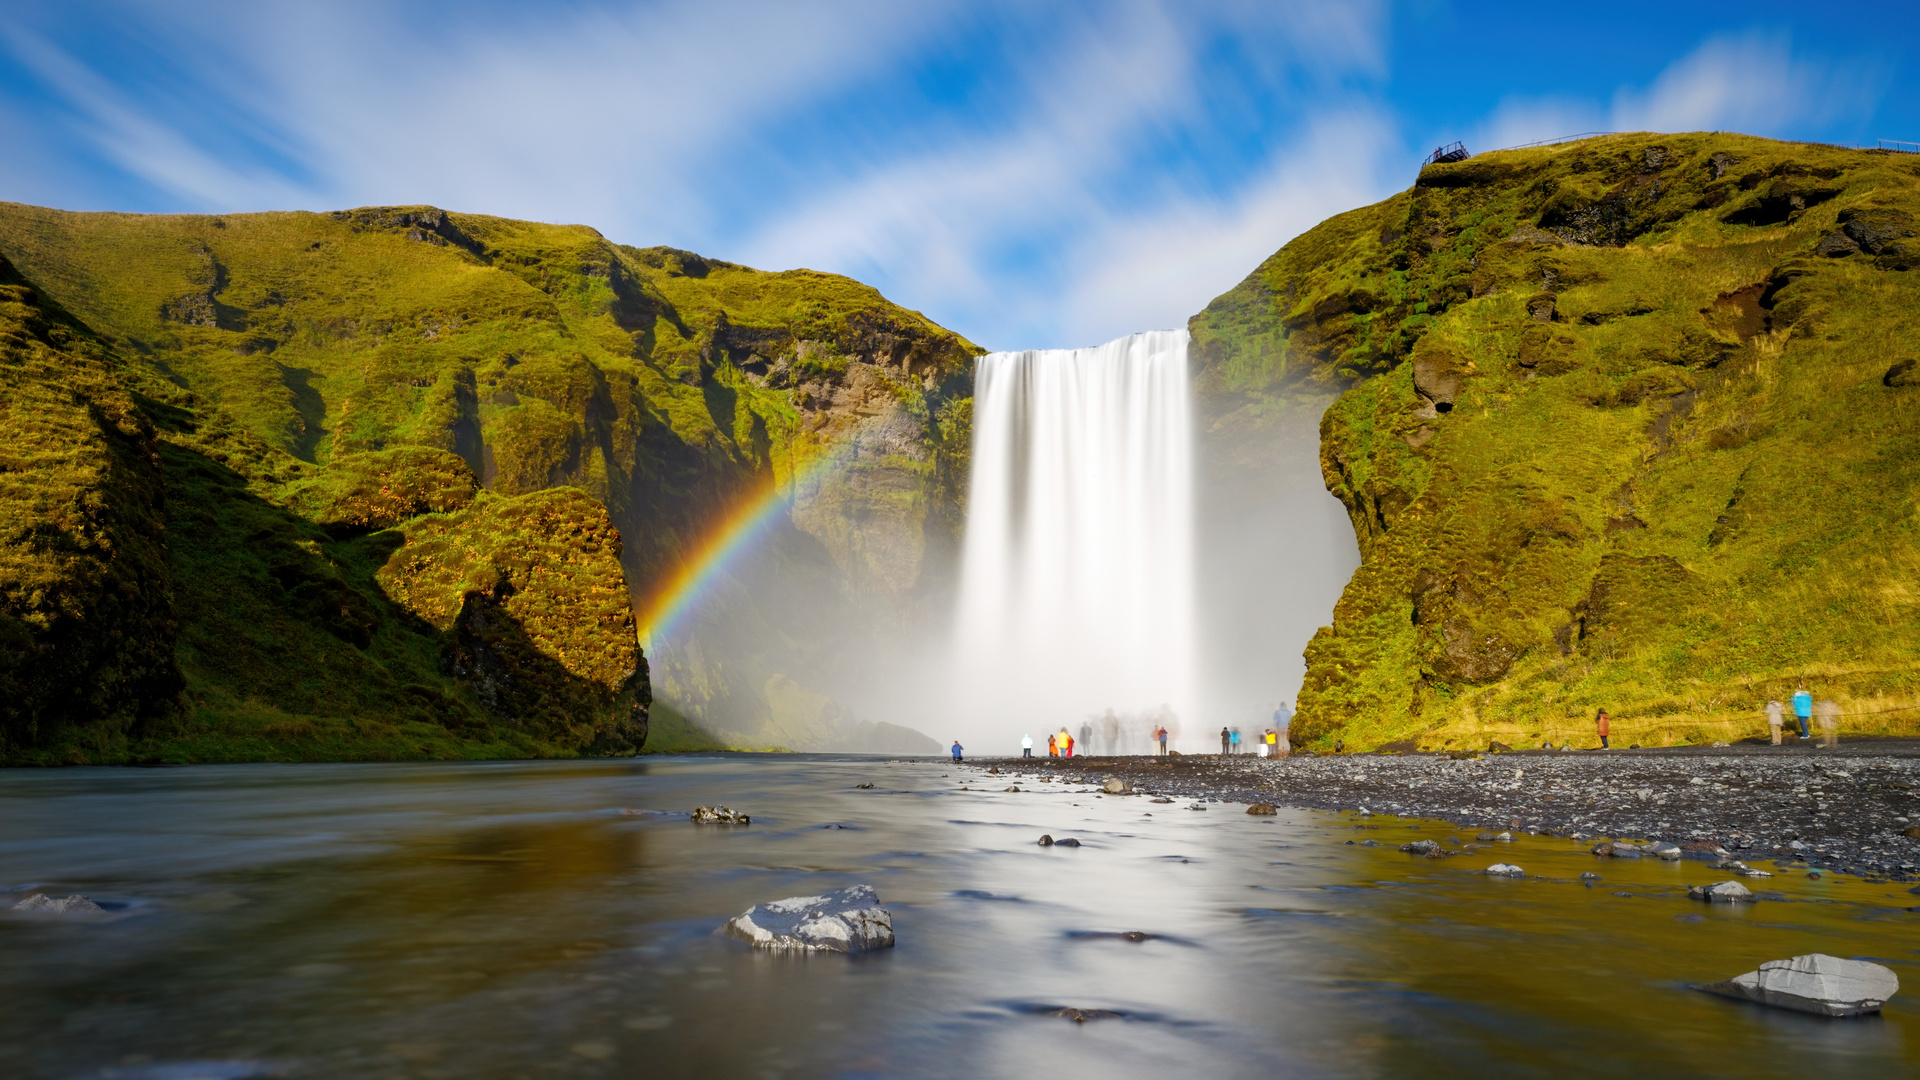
0;202;977;763
1192;133;1920;750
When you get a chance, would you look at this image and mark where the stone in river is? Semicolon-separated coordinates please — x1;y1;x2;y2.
691;806;750;824
8;893;105;917
1054;837;1082;847
1101;777;1131;795
1004;786;1021;792
1476;833;1497;842
1246;803;1277;815
1400;839;1451;858
722;884;894;953
1591;841;1616;856
1579;872;1601;884
1648;841;1682;860
1688;880;1756;903
1698;954;1899;1017
1493;832;1514;842
1037;834;1054;846
1484;863;1526;877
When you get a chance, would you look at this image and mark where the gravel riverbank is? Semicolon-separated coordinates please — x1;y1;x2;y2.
964;740;1920;883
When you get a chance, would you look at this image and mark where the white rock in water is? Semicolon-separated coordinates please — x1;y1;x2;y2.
1649;842;1682;860
9;894;105;917
1701;954;1899;1017
1101;777;1131;795
1688;880;1755;903
1484;863;1525;877
722;884;894;953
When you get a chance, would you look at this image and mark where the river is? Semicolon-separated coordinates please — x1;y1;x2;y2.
2;756;1914;1078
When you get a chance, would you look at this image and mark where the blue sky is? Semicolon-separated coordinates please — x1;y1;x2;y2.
2;1;1914;349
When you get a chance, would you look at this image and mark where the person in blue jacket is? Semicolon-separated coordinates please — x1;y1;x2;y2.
1791;686;1813;740
950;740;964;762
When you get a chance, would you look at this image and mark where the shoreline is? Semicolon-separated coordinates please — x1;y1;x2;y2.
961;739;1920;883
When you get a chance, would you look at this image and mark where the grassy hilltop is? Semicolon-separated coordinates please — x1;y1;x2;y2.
0;204;974;764
1193;132;1920;751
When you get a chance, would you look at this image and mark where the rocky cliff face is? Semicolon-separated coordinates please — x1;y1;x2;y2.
1191;133;1920;750
0;202;974;761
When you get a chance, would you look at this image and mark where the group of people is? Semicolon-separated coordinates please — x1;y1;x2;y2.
1008;702;1292;758
1767;686;1844;746
1589;685;1846;749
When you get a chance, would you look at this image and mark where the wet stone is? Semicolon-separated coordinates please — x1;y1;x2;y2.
722;884;895;953
1688;880;1755;904
690;806;750;825
1699;954;1900;1017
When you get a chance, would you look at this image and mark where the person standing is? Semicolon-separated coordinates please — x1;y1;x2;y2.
1048;733;1058;758
951;740;963;763
1229;728;1242;755
1816;699;1841;748
1021;733;1033;758
1765;700;1785;746
1272;702;1292;758
1220;726;1230;756
1079;721;1093;758
1595;708;1610;749
1060;726;1074;758
1792;686;1813;740
1157;726;1169;756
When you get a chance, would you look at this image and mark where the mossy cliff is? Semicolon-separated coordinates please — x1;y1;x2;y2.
0;203;974;762
1193;132;1920;751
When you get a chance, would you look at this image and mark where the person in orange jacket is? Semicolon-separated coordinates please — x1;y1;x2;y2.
1596;708;1611;750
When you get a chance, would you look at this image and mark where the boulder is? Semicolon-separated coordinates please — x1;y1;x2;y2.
722;885;894;953
1246;803;1277;815
1037;834;1054;846
1649;841;1682;860
1101;778;1131;795
1591;841;1616;856
1494;832;1514;842
1484;863;1526;877
1579;872;1601;884
1699;954;1899;1017
1400;839;1451;858
1689;880;1755;903
1055;837;1082;847
691;806;750;824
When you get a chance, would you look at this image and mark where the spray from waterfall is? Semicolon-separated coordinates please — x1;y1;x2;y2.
953;329;1197;750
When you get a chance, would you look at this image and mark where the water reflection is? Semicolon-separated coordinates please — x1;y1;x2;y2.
1;757;1914;1078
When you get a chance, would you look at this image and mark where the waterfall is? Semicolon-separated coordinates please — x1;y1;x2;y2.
954;329;1197;744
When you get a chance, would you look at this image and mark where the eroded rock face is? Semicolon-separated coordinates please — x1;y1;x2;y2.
722;884;894;953
1701;954;1898;1017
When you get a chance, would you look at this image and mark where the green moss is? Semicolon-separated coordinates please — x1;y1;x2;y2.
1194;133;1920;749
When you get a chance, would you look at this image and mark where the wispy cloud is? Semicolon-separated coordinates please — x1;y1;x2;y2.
1467;31;1883;156
1610;31;1881;136
0;6;1894;348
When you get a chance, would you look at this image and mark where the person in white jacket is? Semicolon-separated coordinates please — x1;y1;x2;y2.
1021;733;1033;758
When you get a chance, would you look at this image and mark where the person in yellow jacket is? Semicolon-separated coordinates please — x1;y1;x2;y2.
1059;727;1074;758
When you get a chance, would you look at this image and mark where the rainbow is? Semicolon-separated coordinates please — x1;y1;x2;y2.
635;441;854;648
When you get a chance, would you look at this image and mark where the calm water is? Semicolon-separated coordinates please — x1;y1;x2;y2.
1;756;1915;1079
